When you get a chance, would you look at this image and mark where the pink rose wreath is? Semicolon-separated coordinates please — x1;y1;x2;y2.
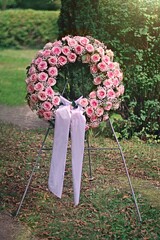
25;35;124;130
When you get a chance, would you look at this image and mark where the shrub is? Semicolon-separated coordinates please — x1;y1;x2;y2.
97;0;160;138
0;9;59;48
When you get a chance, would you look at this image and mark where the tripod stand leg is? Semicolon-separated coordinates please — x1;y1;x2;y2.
108;118;142;222
86;134;94;181
13;126;51;217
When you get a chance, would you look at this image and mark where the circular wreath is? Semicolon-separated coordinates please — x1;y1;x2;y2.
25;35;124;129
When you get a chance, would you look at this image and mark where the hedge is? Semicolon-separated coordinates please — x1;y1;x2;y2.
0;9;59;48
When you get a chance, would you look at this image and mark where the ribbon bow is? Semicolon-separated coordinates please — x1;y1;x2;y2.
48;96;86;205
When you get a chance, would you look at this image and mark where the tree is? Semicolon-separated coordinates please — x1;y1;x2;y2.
58;0;99;39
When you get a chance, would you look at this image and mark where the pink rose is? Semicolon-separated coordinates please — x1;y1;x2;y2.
44;42;53;49
107;71;114;78
45;87;54;97
103;79;113;89
52;96;60;106
103;114;109;121
25;78;30;84
79;98;89;108
30;73;38;82
90;65;98;74
27;83;35;93
112;78;119;87
93;76;102;85
37;61;48;71
106;50;114;60
85;124;90;131
86;44;94;53
67;53;77;63
30;94;38;103
117;85;124;96
86;106;94;117
53;40;62;47
114;69;120;77
51;46;62;56
37;109;45;118
103;55;110;64
97;47;104;56
97;88;106;99
90;99;98;108
43;111;53;120
34;82;44;91
91;53;101;63
79;37;89;46
62;46;71;55
34;57;42;65
95;107;104;117
42;101;53;111
48;77;56;86
82;54;91;63
43;49;51;57
89;91;96;99
104;101;112;111
58;56;67;66
90;121;99;128
107;89;116;99
48;67;58;77
37;50;43;57
74;45;84;55
38;91;47;101
38;72;48;82
29;66;36;75
108;62;115;69
112;102;120;110
119;72;123;81
97;62;108;72
48;56;57;66
90;114;98;122
67;38;77;47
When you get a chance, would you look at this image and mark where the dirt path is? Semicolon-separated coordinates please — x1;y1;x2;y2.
0;104;48;129
0;104;47;240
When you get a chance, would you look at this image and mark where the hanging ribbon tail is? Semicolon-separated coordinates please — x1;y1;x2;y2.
48;106;71;199
48;95;86;205
71;109;86;205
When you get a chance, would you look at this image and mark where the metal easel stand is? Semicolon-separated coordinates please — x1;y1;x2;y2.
14;119;142;222
13;124;52;217
108;118;142;222
14;122;92;217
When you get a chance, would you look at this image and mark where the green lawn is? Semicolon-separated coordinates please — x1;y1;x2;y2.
0;123;160;239
0;49;37;106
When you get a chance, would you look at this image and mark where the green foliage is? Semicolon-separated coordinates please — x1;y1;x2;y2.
0;9;59;48
15;0;60;11
0;0;16;10
97;0;160;139
58;0;99;38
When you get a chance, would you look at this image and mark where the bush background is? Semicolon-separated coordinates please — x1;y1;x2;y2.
0;9;59;48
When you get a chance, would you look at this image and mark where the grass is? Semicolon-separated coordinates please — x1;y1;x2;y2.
0;49;37;106
0;123;160;239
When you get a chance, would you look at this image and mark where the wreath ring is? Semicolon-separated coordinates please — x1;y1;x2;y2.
25;35;124;130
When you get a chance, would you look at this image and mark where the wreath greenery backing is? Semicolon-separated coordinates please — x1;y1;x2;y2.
25;35;124;129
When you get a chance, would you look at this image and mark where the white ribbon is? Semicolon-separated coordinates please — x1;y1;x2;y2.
48;96;86;205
